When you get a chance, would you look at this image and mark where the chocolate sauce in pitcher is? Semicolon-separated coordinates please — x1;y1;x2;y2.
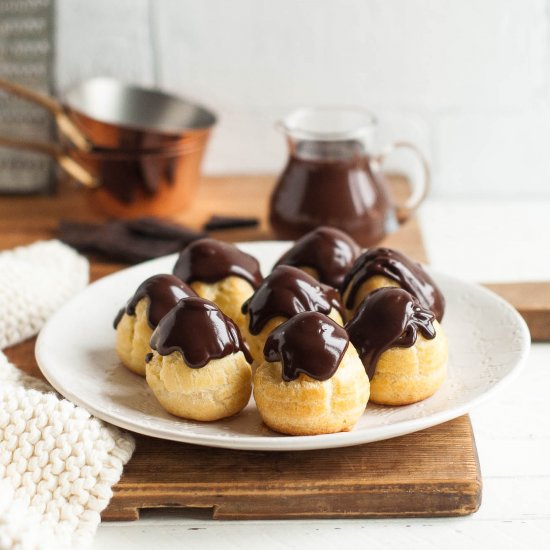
269;140;397;246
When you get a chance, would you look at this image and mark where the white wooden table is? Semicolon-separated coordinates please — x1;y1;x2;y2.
93;200;550;549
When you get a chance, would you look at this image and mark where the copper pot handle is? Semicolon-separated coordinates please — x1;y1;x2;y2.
0;77;92;152
372;141;430;223
0;136;99;188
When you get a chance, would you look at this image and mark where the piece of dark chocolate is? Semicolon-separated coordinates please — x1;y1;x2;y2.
59;217;205;264
128;217;206;241
203;215;259;231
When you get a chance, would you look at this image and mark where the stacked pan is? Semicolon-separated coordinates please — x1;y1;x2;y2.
0;77;217;216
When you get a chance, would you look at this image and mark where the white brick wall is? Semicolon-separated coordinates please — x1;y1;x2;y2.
56;0;550;197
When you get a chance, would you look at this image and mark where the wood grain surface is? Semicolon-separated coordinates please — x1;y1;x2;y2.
484;282;550;341
103;417;481;521
1;175;482;520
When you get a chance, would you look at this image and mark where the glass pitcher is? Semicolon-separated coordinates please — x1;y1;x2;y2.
269;107;430;246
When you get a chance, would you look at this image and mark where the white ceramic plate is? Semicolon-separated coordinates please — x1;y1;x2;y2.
35;241;530;451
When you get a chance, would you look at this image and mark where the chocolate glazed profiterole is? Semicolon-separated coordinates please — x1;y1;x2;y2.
114;274;197;376
149;297;252;367
241;265;344;365
264;311;350;381
341;247;445;322
173;237;262;288
274;226;362;289
242;265;343;334
346;287;448;405
114;274;196;329
173;237;263;335
254;311;370;435
146;297;253;421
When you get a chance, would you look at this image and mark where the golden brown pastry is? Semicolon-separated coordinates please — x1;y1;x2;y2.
253;312;369;435
241;265;344;365
341;247;445;322
346;287;448;405
114;274;196;376
146;297;253;421
274;226;361;289
173;238;263;335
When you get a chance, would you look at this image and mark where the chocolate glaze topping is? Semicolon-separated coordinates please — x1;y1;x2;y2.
150;297;252;368
346;287;436;379
241;265;343;335
113;274;196;329
275;226;362;289
173;238;263;289
342;247;445;321
264;312;349;382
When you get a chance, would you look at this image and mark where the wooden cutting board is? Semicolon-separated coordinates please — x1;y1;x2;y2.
1;175;482;520
483;282;550;341
103;417;480;520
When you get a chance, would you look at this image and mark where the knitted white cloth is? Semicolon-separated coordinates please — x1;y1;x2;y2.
0;241;135;550
0;240;89;349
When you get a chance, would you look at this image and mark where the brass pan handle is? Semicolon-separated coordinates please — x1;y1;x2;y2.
0;77;92;152
0;136;99;188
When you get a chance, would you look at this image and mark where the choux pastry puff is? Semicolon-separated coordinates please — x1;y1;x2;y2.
114;274;196;376
173;237;263;336
146;296;253;421
346;287;448;406
341;247;445;322
274;226;361;289
254;311;369;435
241;265;344;365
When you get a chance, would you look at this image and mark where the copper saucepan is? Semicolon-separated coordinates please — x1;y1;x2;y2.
0;77;217;217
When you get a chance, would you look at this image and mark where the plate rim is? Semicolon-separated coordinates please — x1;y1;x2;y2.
35;241;531;451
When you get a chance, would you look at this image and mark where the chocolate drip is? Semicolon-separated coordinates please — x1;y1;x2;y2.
342;247;445;321
275;226;362;288
241;265;343;335
264;312;349;382
173;238;263;289
346;287;436;379
113;274;196;329
150;297;252;368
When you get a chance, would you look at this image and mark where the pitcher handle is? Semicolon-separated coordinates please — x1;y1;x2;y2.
372;141;430;223
0;136;99;188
